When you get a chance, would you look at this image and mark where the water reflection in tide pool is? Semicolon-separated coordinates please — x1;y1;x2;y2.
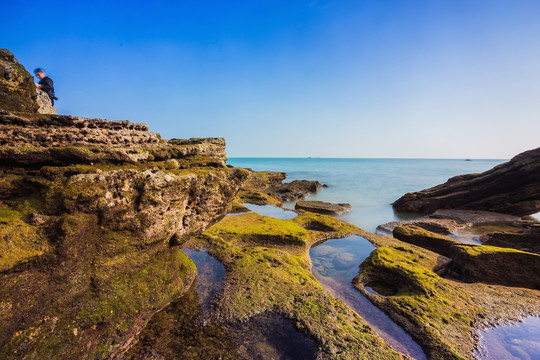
125;249;236;359
475;317;540;360
182;249;226;312
227;312;318;360
309;235;426;360
126;249;317;359
228;203;298;220
244;203;298;219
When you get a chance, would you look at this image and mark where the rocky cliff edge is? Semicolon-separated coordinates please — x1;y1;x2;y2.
0;51;247;359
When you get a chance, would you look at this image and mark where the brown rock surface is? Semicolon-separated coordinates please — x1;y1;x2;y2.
0;49;39;113
393;147;540;216
0;111;227;166
274;180;322;201
295;200;352;215
35;88;57;114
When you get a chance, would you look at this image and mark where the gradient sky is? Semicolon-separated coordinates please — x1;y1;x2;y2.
3;0;540;158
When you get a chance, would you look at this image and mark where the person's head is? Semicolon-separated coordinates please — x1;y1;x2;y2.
34;68;45;79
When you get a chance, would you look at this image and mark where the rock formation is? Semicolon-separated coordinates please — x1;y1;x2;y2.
235;170;286;207
0;50;247;358
35;88;57;114
0;48;57;114
0;49;38;113
295;200;352;215
274;180;322;201
393;147;540;216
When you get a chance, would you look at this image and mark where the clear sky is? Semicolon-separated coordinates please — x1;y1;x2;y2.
3;0;539;158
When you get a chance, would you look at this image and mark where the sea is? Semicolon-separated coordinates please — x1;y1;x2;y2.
227;157;536;232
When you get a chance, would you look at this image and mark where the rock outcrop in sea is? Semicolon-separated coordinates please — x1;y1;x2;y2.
295;200;352;215
392;148;540;216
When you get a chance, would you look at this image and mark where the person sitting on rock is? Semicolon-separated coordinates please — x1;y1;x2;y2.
34;68;57;105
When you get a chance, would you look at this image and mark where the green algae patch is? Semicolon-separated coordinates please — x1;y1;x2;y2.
185;236;406;360
354;246;478;360
203;212;311;248
237;189;283;206
293;210;359;240
449;244;540;289
227;199;250;214
393;225;460;257
235;170;286;206
124;281;238;360
0;204;50;272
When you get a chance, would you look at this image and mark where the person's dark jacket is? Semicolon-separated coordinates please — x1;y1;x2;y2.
39;76;56;105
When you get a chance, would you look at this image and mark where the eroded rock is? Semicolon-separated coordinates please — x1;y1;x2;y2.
393;148;540;216
274;180;322;201
448;245;540;289
0;49;39;113
295;200;352;215
393;225;460;257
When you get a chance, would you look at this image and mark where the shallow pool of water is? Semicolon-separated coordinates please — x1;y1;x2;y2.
242;203;298;219
309;235;426;360
128;249;317;359
227;312;318;360
475;316;540;360
182;249;226;312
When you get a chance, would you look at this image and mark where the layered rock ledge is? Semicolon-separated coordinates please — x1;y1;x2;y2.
393;147;540;216
0;111;247;358
0;52;247;358
295;200;352;215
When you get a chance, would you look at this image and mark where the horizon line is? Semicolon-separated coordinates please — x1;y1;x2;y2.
227;156;508;161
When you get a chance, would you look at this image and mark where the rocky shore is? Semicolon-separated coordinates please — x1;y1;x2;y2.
1;48;539;360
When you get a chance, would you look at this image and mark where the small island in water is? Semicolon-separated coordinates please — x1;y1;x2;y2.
0;49;539;360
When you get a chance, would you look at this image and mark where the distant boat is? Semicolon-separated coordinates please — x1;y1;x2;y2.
465;159;472;161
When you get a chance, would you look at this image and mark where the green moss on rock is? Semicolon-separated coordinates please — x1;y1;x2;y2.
203;212;311;248
354;247;479;360
448;244;540;289
0;205;50;272
393;225;460;257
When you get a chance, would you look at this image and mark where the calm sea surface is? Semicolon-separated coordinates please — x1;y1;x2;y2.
227;158;513;232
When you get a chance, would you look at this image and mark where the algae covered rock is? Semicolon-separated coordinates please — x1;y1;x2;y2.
0;106;248;358
448;244;540;289
184;212;407;360
0;49;39;113
235;170;286;206
354;246;479;360
393;225;460;257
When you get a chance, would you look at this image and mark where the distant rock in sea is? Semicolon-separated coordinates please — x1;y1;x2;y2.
295;200;352;215
393;147;540;216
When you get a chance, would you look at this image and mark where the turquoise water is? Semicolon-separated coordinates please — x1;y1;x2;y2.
228;158;507;232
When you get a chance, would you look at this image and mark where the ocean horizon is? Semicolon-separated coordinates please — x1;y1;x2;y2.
228;157;539;232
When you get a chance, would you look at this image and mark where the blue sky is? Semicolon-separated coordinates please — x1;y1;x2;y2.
3;0;540;158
